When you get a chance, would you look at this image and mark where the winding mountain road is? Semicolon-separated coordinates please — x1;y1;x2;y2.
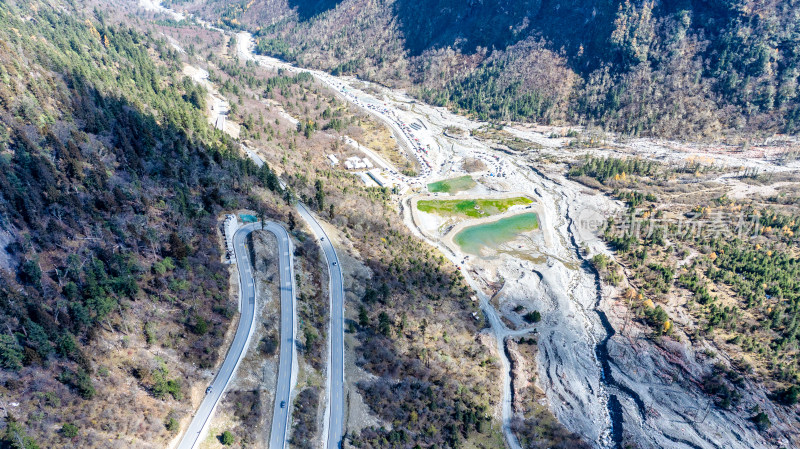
177;221;296;449
245;148;345;449
265;221;297;449
295;203;345;449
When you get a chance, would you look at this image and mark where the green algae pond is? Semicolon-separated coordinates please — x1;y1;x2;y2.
417;197;533;218
427;175;476;193
454;213;539;254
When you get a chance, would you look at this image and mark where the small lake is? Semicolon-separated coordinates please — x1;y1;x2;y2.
454;213;539;254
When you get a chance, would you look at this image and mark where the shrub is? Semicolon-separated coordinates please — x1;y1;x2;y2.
58;369;95;400
3;420;40;449
751;411;771;431
162;257;176;270
644;305;669;333
0;335;23;371
166;379;183;400
152;261;167;275
153;363;183;400
192;315;209;335
303;328;318;350
221;430;234;445
260;335;278;356
165;417;179;432
775;385;800;405
144;322;157;345
20;259;42;287
523;311;542;323
61;423;79;438
592;254;609;270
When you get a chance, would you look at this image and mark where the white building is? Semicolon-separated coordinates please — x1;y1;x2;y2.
357;172;380;187
367;169;388;187
345;156;368;169
327;154;339;166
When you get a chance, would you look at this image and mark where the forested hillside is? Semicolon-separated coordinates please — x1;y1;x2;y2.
0;2;286;446
189;0;800;139
0;1;507;447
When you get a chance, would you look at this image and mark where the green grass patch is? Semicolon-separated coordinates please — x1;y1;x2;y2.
427;175;476;193
417;197;532;218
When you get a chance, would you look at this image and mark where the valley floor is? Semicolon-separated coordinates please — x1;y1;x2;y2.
148;3;800;448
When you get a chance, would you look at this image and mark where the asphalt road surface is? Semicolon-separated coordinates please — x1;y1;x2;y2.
296;203;345;449
177;221;296;449
241;147;343;448
266;221;296;449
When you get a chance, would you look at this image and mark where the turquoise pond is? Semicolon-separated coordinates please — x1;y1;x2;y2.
240;214;258;223
454;213;539;255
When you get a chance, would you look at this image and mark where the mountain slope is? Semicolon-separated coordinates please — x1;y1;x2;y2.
192;0;800;139
0;2;287;446
0;2;510;448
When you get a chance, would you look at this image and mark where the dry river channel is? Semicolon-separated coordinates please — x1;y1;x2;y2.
235;27;785;449
144;3;796;446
